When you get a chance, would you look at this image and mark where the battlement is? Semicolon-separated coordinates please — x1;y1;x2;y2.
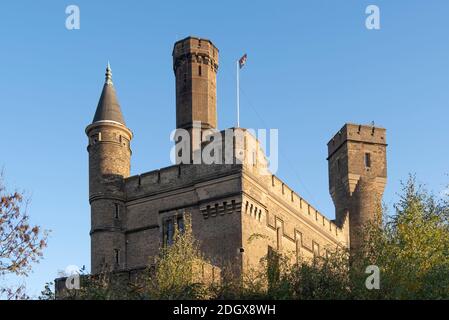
172;36;219;73
124;164;241;198
268;175;345;239
327;123;387;158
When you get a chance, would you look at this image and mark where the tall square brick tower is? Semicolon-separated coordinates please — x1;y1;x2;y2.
327;124;387;250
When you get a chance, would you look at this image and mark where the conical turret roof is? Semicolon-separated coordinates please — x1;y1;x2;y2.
92;62;126;125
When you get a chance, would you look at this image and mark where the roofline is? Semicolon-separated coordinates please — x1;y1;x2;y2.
85;120;133;138
343;122;386;130
326;122;387;146
173;36;219;51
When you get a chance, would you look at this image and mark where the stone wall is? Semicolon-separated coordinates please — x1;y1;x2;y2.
240;168;348;272
123;163;243;272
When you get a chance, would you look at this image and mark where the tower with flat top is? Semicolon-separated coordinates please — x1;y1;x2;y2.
327;123;387;250
173;37;219;133
172;37;219;161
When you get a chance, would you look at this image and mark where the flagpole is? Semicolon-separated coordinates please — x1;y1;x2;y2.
236;60;240;128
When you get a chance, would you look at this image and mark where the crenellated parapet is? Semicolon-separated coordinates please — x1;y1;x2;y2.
172;36;219;73
124;164;241;201
243;172;348;247
327;123;387;158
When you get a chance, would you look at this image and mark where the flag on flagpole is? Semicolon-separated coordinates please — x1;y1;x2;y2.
239;53;247;69
237;53;247;128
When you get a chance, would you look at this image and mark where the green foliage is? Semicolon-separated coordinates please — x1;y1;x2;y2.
282;175;449;300
288;250;351;300
352;175;449;299
146;215;210;300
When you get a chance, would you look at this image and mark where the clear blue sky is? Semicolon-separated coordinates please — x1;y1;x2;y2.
1;0;448;297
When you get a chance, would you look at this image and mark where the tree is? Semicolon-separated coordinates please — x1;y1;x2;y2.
147;215;211;300
352;175;449;299
0;173;48;299
280;176;449;300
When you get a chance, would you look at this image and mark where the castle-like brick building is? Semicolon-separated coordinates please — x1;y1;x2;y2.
85;36;387;277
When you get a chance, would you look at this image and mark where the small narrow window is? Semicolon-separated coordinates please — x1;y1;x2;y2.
114;203;119;219
121;136;128;146
91;133;100;144
183;73;187;83
312;242;320;258
364;153;371;168
276;226;282;250
295;234;302;262
164;218;175;246
114;249;120;265
337;158;341;173
198;65;202;76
